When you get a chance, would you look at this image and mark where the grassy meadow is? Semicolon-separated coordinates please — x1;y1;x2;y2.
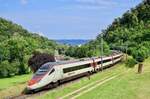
0;57;149;99
0;74;32;98
78;58;150;99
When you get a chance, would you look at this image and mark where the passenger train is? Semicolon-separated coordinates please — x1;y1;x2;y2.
27;52;123;92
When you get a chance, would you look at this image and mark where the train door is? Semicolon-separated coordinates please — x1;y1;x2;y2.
47;68;55;83
91;58;97;72
52;67;62;82
112;55;114;64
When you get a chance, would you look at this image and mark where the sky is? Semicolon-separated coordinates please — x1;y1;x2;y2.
0;0;142;40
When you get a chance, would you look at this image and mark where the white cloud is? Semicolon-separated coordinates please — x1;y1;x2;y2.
59;0;119;10
78;0;118;6
60;0;118;6
20;0;28;5
36;32;45;37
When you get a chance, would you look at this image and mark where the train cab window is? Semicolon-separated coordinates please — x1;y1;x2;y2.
49;68;55;75
35;68;48;75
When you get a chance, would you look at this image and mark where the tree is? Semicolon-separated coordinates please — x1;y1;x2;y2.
65;39;111;58
131;46;149;73
7;36;29;74
96;0;150;60
28;52;56;73
0;17;62;77
0;61;17;77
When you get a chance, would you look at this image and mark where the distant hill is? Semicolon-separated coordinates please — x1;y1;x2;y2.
56;39;90;46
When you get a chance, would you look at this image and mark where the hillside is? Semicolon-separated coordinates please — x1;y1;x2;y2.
0;18;59;77
97;0;150;55
67;0;150;59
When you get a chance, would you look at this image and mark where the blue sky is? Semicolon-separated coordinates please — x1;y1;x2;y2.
0;0;142;39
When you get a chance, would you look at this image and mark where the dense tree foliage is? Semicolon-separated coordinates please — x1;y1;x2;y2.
65;39;111;58
96;0;150;62
66;1;150;59
28;52;56;73
132;46;149;62
66;0;150;63
0;18;61;77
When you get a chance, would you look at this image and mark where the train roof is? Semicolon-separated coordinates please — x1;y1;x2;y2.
42;53;123;67
42;58;92;67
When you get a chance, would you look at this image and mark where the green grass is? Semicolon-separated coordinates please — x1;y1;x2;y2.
78;58;150;99
0;74;31;90
39;58;150;99
0;74;32;98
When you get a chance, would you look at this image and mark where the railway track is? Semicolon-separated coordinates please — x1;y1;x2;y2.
59;70;129;99
70;76;117;99
59;75;116;99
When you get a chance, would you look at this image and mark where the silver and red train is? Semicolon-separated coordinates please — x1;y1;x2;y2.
27;52;123;91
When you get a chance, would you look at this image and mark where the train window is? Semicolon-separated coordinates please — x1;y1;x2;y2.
97;59;111;65
35;66;50;76
63;64;91;73
35;70;47;75
40;64;50;69
114;56;121;60
49;69;55;75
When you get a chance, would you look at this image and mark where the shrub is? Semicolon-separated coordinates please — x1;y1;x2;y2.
0;61;17;77
132;46;149;62
125;58;137;68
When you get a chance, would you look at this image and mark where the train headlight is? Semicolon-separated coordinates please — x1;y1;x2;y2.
28;78;41;86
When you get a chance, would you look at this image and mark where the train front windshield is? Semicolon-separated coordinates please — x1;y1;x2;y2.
35;63;53;76
28;63;54;86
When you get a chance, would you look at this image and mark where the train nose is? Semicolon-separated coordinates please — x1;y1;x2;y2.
28;78;41;86
28;79;37;86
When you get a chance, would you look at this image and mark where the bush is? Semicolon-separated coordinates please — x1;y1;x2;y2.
0;61;17;77
10;60;20;75
132;46;149;62
125;58;137;68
